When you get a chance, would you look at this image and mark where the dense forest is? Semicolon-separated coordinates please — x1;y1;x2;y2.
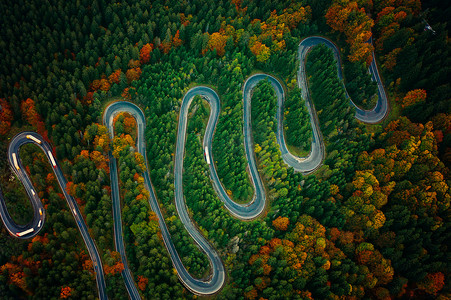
0;0;449;299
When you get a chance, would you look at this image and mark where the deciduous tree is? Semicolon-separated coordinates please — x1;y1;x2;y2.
0;98;13;135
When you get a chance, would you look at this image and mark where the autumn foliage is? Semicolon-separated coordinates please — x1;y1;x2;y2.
248;216;345;298
179;13;192;26
60;286;72;298
121;87;134;100
112;111;138;157
137;275;149;291
28;233;50;252
99;78;111;91
126;66;142;84
89;125;110;153
199;3;310;61
373;0;421;70
272;216;289;231
247;210;399;299
114;112;137;136
104;261;124;276
21;98;40;125
399;89;427;108
326;0;374;64
0;98;13;135
21;98;49;142
134;152;147;172
172;30;183;48
139;43;154;64
247;4;311;62
205;31;228;57
383;47;402;70
249;40;271;62
1;262;27;292
355;242;394;285
108;69;122;84
0;255;41;293
82;43;151;105
342;170;392;231
417;272;445;295
359;116;450;216
82;258;93;273
104;251;124;276
160;39;172;54
112;134;134;158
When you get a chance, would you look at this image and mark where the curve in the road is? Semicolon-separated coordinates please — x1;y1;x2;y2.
0;35;388;299
104;101;225;296
299;36;389;124
103;102;143;300
0;132;108;300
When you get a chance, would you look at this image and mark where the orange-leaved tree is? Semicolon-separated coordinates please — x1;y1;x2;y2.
139;43;154;64
206;31;228;57
399;89;426;108
417;272;445;295
172;30;183;48
108;69;122;84
104;251;125;276
249;39;271;62
126;67;142;84
60;286;72;298
137;275;149;291
21;98;49;142
373;0;421;69
0;98;13;135
272;216;289;231
247;4;310;62
325;0;374;64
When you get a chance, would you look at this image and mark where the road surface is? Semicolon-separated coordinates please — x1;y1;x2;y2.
104;101;225;296
0;132;107;300
298;36;389;124
0;35;388;298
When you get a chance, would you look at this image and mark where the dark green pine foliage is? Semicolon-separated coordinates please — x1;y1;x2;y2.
251;80;277;144
0;0;449;299
306;44;353;137
212;55;254;203
284;87;312;151
343;61;377;110
306;44;371;187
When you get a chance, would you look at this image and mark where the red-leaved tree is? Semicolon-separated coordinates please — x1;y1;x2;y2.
0;98;13;135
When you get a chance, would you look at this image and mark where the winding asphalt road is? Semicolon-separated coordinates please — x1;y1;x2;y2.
0;36;388;298
244;36;389;174
0;132;107;300
103;102;143;300
299;36;389;124
104;101;225;296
